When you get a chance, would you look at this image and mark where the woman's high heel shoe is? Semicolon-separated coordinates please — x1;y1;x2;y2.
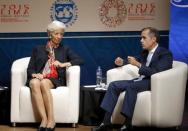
46;124;56;131
38;126;46;131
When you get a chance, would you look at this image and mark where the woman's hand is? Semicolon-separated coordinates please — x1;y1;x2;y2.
32;73;44;80
53;60;71;68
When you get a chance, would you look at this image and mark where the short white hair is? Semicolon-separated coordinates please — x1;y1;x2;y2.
47;20;66;32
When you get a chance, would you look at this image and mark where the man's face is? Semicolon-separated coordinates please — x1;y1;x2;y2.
50;28;64;45
140;29;156;50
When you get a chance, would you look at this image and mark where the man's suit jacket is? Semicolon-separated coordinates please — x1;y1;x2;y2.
138;46;173;79
104;46;173;117
115;46;172;93
27;44;83;86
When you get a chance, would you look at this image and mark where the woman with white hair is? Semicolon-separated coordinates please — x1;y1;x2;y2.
26;20;83;131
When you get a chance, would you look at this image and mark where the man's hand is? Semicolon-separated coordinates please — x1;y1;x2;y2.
127;56;141;68
115;57;124;66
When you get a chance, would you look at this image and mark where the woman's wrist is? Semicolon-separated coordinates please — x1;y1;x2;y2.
66;62;71;67
60;62;71;68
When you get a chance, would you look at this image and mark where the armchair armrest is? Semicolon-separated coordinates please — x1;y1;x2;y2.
66;65;80;95
151;61;188;127
107;64;139;85
66;65;80;122
11;57;30;122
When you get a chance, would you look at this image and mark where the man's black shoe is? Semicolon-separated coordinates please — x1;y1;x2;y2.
91;123;112;131
118;117;132;131
118;124;128;131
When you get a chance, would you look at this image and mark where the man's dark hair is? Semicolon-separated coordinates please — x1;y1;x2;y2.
141;27;160;43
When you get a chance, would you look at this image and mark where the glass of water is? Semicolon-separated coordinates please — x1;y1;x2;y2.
100;77;107;89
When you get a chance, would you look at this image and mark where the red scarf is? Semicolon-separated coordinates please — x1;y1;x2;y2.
42;41;58;78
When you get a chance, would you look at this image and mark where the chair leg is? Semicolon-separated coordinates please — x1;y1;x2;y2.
72;123;77;128
176;126;181;130
12;122;16;127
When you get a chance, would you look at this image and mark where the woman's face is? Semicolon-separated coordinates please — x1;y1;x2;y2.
49;28;64;46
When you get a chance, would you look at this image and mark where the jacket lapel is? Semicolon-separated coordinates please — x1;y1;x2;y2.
149;46;160;66
54;45;64;62
141;50;149;65
38;46;49;72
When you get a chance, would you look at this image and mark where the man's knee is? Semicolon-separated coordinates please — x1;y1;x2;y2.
108;81;116;90
108;81;121;90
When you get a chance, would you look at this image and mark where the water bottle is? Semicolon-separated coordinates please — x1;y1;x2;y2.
96;66;102;88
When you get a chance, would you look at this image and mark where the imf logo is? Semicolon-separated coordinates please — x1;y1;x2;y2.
171;0;188;7
50;0;78;27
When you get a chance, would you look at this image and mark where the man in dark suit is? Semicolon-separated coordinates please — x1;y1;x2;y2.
92;27;173;131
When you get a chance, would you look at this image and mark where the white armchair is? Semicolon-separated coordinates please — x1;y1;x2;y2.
107;61;188;128
11;57;80;127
